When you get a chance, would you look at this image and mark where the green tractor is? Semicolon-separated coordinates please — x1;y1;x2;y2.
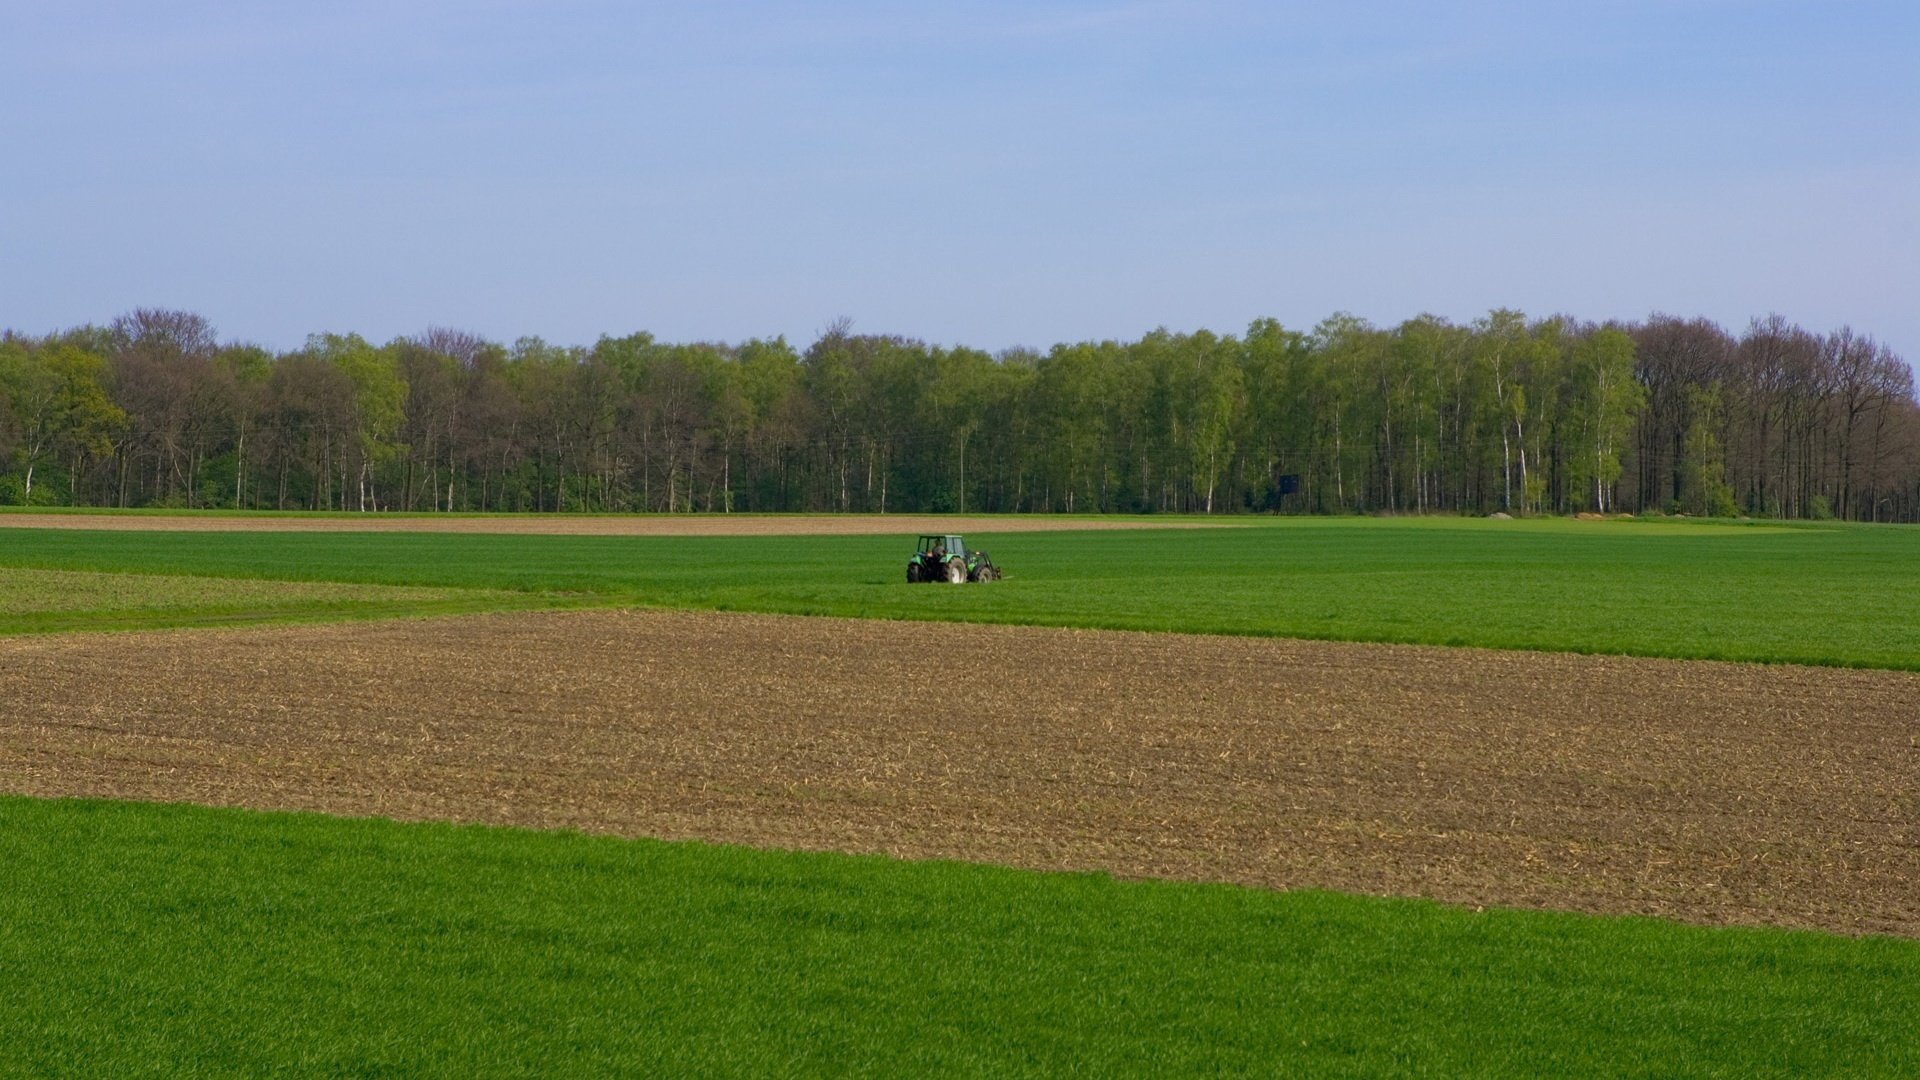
906;534;1001;584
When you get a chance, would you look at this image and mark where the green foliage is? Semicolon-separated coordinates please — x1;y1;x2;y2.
0;340;123;502
1563;327;1644;511
0;566;538;634
8;307;1917;520
1521;472;1547;514
5;796;1915;1077
4;516;1919;669
1681;385;1739;517
303;332;407;480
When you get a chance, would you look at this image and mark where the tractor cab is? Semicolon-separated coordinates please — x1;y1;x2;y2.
906;534;1001;584
917;534;967;561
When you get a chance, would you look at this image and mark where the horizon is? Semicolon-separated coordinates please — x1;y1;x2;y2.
4;305;1912;370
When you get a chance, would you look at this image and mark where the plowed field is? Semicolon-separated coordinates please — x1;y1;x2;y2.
0;513;1230;536
3;609;1914;936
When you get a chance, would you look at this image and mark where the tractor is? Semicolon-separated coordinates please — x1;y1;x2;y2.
906;534;1001;583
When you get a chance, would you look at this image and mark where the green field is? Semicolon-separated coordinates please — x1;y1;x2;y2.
0;566;536;634
3;515;1918;668
5;513;1918;1075
6;796;1915;1078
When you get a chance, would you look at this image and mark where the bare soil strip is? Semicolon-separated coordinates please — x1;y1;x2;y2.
2;609;1914;936
0;513;1232;536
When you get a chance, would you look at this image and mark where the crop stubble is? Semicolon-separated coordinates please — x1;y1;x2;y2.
2;609;1914;936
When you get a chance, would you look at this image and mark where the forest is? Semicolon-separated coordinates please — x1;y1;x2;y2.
1;308;1914;521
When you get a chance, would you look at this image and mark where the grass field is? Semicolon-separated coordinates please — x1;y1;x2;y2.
0;566;536;634
5;512;1917;1075
3;515;1918;667
7;796;1916;1078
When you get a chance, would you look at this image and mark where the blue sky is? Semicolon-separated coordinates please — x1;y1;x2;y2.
2;1;1915;358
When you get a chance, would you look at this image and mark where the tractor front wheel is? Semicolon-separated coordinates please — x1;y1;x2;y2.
906;562;922;583
945;559;966;584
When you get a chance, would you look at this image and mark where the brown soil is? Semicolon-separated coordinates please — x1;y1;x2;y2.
3;609;1915;936
0;513;1234;536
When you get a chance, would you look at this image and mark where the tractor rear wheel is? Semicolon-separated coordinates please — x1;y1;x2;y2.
945;559;966;584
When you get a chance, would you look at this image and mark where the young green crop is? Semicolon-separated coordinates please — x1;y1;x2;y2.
0;566;549;634
4;796;1915;1077
3;516;1917;668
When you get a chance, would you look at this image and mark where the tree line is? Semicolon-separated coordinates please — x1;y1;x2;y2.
1;308;1915;521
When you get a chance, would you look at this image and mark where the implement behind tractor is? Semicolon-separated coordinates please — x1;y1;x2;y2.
906;534;1001;584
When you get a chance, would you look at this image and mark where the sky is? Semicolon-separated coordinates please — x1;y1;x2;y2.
2;1;1915;358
